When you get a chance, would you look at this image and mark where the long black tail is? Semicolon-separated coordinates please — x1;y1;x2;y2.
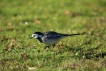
62;32;86;36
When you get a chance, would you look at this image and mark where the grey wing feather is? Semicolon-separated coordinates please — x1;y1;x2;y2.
43;31;62;39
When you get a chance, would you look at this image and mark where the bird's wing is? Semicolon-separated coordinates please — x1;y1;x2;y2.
43;31;62;39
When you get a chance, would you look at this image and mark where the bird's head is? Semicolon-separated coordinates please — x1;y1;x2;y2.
30;32;43;39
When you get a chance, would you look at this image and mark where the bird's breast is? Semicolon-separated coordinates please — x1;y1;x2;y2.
42;37;61;45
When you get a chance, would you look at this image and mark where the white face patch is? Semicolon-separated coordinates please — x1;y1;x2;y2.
32;34;38;38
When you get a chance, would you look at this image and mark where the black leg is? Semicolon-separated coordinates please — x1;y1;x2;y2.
52;44;56;47
44;44;56;49
44;45;50;49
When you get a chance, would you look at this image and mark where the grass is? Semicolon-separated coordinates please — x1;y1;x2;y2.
0;0;106;71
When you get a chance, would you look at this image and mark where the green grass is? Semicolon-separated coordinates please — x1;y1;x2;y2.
0;0;106;71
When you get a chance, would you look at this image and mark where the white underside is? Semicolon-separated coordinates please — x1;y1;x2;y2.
43;39;60;45
41;36;65;45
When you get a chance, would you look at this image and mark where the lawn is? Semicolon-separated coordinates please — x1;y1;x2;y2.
0;0;106;71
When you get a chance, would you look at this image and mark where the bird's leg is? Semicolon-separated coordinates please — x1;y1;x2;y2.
52;44;56;48
44;45;50;49
44;44;56;49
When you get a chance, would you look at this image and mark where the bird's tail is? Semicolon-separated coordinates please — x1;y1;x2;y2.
62;32;86;36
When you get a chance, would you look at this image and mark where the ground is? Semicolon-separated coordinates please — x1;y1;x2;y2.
0;0;106;71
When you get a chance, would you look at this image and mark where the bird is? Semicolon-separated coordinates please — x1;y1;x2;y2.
30;31;85;47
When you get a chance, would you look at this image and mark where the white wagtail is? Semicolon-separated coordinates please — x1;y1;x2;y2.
30;31;85;47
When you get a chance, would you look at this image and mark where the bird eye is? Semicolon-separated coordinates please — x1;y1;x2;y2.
33;34;36;37
32;34;35;37
32;34;38;38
